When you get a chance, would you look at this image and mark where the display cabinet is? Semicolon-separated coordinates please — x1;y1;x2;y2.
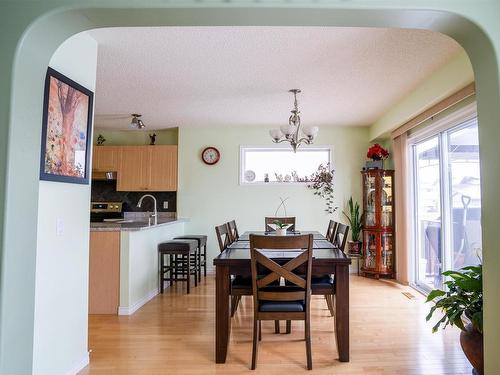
361;169;395;278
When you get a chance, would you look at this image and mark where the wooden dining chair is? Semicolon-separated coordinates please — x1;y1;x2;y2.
264;216;296;232
333;223;349;252
227;220;239;242
249;234;313;370
326;220;338;242
215;223;233;252
215;222;251;317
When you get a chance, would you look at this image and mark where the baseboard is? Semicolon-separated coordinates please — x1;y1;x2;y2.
64;352;89;375
118;288;159;316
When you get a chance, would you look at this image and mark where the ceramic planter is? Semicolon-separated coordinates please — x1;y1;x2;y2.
460;324;483;375
348;241;362;256
275;228;287;236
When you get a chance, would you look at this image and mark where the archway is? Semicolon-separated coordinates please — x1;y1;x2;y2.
0;3;499;374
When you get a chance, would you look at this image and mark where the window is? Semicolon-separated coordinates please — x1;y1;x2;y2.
240;146;332;184
409;104;482;292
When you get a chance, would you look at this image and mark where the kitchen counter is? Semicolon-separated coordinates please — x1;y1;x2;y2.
90;218;188;232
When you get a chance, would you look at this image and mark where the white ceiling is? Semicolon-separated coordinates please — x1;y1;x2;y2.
90;26;461;130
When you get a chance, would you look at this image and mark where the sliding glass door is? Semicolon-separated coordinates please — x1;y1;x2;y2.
411;116;482;292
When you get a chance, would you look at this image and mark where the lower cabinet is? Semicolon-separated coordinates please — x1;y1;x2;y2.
89;231;120;314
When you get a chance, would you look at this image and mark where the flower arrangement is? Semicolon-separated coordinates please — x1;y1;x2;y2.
307;164;337;214
367;143;389;161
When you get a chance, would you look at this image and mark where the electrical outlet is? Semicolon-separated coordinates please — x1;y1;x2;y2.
163;201;169;209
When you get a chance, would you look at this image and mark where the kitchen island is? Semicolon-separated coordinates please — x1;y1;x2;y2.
89;218;188;315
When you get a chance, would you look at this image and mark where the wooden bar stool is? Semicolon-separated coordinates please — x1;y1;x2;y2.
174;235;207;281
158;239;198;294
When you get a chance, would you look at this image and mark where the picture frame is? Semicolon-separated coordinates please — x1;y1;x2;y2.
39;67;93;184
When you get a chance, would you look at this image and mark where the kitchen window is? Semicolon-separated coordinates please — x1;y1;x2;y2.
239;146;332;185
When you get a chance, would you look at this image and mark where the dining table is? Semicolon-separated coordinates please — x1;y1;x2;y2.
213;230;351;363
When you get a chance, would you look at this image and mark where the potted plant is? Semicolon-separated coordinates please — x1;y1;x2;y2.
273;220;288;236
342;197;362;255
307;164;337;214
426;265;483;375
366;143;389;169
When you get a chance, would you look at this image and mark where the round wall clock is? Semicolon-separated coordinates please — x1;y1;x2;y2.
201;147;220;165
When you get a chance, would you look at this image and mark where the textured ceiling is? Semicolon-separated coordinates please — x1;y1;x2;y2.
90;26;461;130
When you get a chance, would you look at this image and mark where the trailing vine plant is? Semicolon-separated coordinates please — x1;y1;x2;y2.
307;164;337;214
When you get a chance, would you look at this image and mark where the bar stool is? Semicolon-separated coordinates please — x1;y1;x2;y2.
174;235;207;281
158;239;198;294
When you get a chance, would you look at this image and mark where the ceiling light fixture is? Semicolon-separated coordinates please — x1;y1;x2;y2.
130;113;146;129
269;89;318;152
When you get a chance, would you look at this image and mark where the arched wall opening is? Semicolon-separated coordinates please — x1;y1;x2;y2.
0;4;499;375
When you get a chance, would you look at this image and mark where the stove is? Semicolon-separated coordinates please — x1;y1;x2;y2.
90;201;123;222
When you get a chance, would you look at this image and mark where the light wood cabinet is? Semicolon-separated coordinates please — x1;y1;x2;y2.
148;145;178;191
117;146;150;191
117;145;178;192
89;231;120;314
92;146;121;171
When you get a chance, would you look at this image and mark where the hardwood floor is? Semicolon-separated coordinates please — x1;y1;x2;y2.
81;275;471;374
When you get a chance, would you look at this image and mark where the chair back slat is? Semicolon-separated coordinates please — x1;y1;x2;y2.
333;223;350;252
326;220;338;242
258;290;306;301
227;220;239;242
264;217;296;232
250;234;313;312
215;223;232;252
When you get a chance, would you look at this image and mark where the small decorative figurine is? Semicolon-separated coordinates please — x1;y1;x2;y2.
96;134;106;145
149;133;157;145
264;173;269;183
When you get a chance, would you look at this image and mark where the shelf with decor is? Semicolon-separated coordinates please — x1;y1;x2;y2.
361;168;395;279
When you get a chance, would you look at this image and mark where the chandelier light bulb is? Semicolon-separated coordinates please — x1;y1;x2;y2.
280;124;295;137
269;129;283;141
302;126;319;139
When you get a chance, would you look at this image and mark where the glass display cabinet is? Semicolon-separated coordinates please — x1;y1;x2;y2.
361;169;395;278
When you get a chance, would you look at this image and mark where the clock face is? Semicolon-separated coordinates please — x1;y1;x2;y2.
202;147;220;165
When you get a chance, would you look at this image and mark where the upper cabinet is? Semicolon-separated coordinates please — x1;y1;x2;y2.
148;145;178;191
92;146;121;172
116;145;178;192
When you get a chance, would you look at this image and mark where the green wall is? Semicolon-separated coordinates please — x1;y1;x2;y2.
92;128;178;145
178;125;369;266
1;2;500;374
370;49;475;140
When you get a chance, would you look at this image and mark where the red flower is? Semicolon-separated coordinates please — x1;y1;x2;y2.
367;143;389;160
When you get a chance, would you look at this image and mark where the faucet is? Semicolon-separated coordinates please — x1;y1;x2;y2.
137;194;158;226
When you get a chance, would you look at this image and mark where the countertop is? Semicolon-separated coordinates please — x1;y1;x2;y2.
90;218;188;232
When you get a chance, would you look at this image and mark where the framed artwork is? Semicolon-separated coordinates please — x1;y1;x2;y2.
39;67;93;184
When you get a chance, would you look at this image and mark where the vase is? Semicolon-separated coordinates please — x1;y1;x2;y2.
275;228;287;236
460;324;484;375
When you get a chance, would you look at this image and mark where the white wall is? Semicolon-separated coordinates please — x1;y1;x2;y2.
32;32;97;375
119;221;185;315
178;125;369;269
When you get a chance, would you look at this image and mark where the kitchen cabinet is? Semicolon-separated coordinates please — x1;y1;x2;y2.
117;145;178;192
89;231;120;314
92;146;121;171
117;146;150;191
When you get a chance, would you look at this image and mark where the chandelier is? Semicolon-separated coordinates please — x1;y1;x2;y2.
269;89;319;152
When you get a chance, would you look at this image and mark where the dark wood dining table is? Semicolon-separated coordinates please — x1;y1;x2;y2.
213;231;351;363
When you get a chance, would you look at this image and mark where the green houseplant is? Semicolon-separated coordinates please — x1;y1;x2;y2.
272;220;288;236
342;197;362;255
426;265;483;374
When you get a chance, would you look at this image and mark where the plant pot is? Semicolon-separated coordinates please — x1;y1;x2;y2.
460;324;484;375
348;241;362;256
275;228;287;236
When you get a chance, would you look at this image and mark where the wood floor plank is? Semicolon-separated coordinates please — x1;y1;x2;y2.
80;275;472;374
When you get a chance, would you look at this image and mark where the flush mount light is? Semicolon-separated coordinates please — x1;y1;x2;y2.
130;113;146;129
269;89;319;152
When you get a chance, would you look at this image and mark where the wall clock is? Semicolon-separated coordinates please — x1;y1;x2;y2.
201;147;220;165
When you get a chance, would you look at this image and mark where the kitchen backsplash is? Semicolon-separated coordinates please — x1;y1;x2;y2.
91;180;176;212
